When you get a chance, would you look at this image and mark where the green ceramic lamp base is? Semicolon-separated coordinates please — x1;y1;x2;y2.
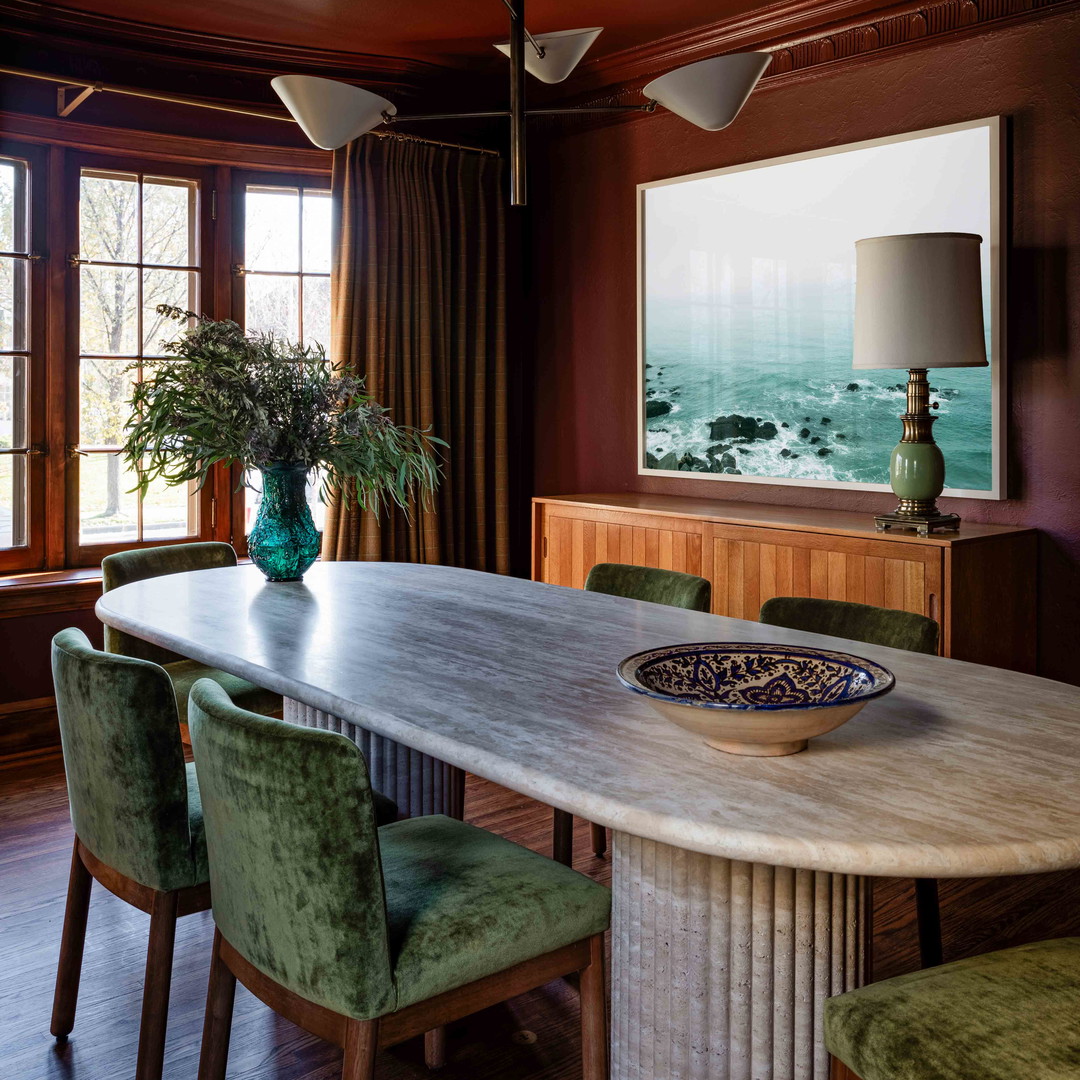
876;368;962;536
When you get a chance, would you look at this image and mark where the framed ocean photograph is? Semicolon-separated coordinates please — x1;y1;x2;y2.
637;117;1005;498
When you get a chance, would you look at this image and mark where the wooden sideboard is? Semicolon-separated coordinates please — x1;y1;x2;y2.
532;493;1038;672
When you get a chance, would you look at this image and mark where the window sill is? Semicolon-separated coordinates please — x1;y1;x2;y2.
0;568;104;619
0;557;255;619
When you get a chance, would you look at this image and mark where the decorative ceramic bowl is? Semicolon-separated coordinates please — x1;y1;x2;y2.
617;642;895;756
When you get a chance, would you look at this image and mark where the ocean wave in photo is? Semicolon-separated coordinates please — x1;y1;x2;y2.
643;301;993;491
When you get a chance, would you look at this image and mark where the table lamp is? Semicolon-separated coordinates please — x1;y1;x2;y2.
853;232;988;534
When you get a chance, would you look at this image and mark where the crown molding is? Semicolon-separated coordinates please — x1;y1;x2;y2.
566;0;1078;97
0;0;453;97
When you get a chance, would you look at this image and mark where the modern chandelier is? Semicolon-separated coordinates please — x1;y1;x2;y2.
273;0;771;206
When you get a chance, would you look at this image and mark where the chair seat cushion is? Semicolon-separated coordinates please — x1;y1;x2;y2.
166;660;282;727
379;815;611;1010
824;938;1080;1080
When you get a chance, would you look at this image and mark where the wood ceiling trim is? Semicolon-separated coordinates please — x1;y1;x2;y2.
525;0;1079;130
571;0;1076;91
0;0;454;92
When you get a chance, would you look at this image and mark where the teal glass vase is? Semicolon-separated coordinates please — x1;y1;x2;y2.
248;462;321;582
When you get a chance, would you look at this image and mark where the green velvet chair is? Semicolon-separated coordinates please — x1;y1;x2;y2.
101;542;282;737
188;679;611;1080
759;597;939;657
583;562;712;614
549;562;713;865
50;625;212;1080
825;938;1080;1080
48;628;397;1080
758;595;944;968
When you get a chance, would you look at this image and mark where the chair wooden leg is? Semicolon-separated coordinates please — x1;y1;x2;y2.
423;1026;446;1069
198;929;237;1080
135;889;179;1080
590;822;607;858
51;839;94;1039
552;808;574;866
579;934;608;1080
914;877;943;969
829;1056;863;1080
342;1017;379;1080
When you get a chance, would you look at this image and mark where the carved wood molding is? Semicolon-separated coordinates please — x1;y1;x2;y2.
577;0;1078;93
531;0;1079;128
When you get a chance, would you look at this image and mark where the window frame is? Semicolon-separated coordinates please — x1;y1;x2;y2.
0;132;330;579
0;140;49;574
229;170;334;555
63;152;218;567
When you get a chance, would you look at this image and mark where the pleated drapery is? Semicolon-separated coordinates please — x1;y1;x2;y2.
322;135;509;573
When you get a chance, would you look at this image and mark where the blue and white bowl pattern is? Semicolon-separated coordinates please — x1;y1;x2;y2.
617;643;895;756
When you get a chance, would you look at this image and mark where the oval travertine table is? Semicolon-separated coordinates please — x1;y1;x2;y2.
96;562;1080;1080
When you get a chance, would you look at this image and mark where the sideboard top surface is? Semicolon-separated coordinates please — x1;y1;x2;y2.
534;493;1034;547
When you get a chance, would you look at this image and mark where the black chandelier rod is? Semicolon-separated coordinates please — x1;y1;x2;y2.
509;0;527;204
500;0;546;59
386;103;655;123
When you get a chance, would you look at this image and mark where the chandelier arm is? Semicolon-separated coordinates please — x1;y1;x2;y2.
527;103;658;115
386;111;511;122
499;0;546;58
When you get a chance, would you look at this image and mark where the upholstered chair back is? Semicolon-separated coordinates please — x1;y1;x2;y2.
188;679;396;1020
101;542;238;664
51;627;197;891
584;562;712;613
759;597;940;655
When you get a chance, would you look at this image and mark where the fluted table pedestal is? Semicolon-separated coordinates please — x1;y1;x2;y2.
283;699;465;820
611;833;869;1080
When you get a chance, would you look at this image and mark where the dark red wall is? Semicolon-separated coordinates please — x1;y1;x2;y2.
528;11;1080;683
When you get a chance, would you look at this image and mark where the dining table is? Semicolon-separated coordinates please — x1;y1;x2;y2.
96;561;1080;1080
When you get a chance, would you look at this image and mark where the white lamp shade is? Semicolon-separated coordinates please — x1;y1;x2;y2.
853;232;988;370
643;52;771;131
272;75;396;150
493;27;603;84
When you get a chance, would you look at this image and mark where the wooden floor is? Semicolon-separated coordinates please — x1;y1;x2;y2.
3;753;1079;1080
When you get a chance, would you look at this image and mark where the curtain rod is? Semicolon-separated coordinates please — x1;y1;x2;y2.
0;65;501;158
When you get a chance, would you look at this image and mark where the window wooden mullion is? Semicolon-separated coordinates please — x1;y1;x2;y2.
0;141;48;573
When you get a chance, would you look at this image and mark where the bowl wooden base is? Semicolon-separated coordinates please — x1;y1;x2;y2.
704;736;809;756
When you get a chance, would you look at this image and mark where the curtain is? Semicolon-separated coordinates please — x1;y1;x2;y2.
322;134;509;574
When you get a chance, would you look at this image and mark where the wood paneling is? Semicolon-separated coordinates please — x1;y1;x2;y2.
533;495;1036;671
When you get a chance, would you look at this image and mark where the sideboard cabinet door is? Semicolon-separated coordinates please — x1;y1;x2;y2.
704;523;944;635
537;507;705;590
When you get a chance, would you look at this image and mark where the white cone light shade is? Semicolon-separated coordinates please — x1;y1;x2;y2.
644;52;771;131
494;27;603;84
853;233;988;370
272;75;396;150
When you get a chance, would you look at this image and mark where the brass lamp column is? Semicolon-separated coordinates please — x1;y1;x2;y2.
853;232;989;536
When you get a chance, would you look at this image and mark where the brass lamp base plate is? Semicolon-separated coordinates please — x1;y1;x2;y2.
875;511;961;536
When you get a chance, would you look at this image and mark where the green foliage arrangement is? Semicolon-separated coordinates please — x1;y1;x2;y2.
122;306;443;513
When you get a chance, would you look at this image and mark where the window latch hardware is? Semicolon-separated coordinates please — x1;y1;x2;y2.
66;444;87;459
68;253;88;267
25;444;48;457
231;263;250;276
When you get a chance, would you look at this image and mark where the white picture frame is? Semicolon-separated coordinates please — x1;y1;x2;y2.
637;116;1006;499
